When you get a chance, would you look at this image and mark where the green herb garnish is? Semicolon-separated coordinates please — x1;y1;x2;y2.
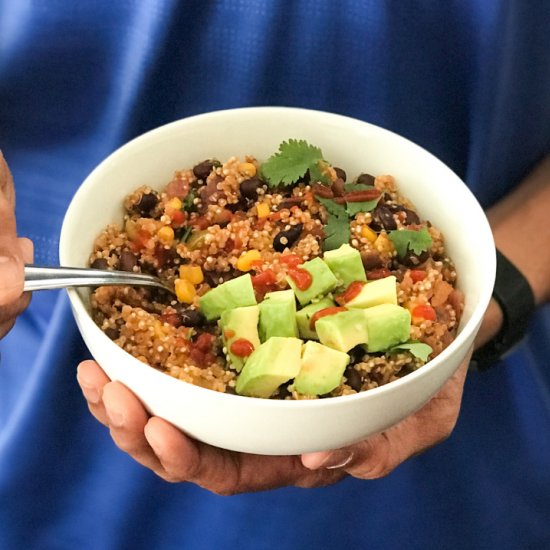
389;341;433;362
261;139;330;187
388;227;432;257
317;197;350;251
183;189;197;212
180;226;193;242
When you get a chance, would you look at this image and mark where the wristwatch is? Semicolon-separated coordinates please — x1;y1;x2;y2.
470;249;536;371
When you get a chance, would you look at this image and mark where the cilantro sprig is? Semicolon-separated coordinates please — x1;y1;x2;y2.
261;139;331;187
317;197;350;250
388;227;432;258
389;341;433;362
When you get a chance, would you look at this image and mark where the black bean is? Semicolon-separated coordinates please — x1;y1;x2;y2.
175;306;206;327
360;251;383;270
276;384;292;400
104;327;120;340
90;258;109;270
344;366;363;392
225;385;237;395
356;173;375;186
193;159;219;181
135;192;159;216
118;250;138;272
273;223;303;252
240;177;263;201
334;167;347;182
399;248;430;268
204;269;237;288
387;205;420;225
373;205;397;231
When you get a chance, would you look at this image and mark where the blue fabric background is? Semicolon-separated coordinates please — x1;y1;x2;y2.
1;1;550;549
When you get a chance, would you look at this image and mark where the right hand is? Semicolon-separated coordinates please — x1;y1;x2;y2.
0;151;33;340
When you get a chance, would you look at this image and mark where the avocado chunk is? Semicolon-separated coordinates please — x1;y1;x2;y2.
346;276;397;309
323;243;367;288
236;337;303;398
295;297;335;340
259;289;299;341
362;304;411;352
219;305;261;372
315;309;369;352
286;257;338;306
199;274;257;321
295;341;350;396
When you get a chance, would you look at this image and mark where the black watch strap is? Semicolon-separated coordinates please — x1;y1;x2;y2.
470;249;536;371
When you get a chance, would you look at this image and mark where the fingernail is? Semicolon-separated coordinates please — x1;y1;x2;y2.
106;406;125;428
81;385;100;405
323;451;354;469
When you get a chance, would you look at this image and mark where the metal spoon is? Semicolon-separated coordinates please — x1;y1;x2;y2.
24;265;175;295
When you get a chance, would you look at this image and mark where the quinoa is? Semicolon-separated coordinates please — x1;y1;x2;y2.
89;152;463;399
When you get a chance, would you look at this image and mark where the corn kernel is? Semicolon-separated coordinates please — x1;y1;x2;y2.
361;225;377;242
236;250;262;272
239;162;257;178
167;197;182;210
256;202;270;218
179;265;204;285
157;225;175;245
175;278;196;303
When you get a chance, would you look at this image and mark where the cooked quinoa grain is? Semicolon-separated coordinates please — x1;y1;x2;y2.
90;151;463;398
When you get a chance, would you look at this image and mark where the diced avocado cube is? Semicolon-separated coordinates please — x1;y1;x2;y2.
259;289;299;341
236;337;303;398
286;257;338;306
199;274;257;321
295;297;335;340
295;341;350;396
323;243;367;288
316;309;369;352
362;304;411;352
346;276;397;309
219;305;261;372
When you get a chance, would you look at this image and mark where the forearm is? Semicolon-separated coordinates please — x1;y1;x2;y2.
475;154;550;348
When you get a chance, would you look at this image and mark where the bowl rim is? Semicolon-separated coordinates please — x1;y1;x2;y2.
60;105;496;409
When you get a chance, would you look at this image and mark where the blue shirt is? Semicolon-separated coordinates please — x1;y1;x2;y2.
1;1;550;549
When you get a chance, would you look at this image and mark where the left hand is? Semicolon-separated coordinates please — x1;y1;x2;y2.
76;351;470;495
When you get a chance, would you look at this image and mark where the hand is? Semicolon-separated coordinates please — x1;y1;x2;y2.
76;351;469;495
0;151;33;340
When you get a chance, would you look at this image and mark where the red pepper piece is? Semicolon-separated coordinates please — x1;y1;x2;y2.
412;304;436;321
288;267;313;290
230;338;255;358
335;281;366;305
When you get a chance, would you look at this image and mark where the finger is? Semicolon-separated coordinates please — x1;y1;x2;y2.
0;150;15;207
102;381;165;474
303;357;470;479
18;237;34;264
144;417;345;493
0;291;31;324
0;176;24;306
0;318;16;340
76;360;111;426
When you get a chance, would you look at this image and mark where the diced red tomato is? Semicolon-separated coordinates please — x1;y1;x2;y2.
412;304;437;321
192;216;210;230
160;312;181;327
194;332;215;353
409;270;426;283
251;269;277;289
335;281;366;305
170;209;186;227
309;306;348;329
129;229;152;252
189;347;206;366
280;254;303;268
288;267;312;290
230;338;255;358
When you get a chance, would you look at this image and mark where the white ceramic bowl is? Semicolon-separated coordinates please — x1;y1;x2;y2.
60;107;495;455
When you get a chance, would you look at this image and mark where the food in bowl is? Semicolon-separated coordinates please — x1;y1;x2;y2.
89;139;464;400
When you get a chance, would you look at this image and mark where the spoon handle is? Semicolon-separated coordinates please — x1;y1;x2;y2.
23;265;171;293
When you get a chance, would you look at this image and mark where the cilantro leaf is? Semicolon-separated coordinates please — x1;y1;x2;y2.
307;160;332;185
317;197;350;251
389;341;433;362
388;227;432;257
346;197;380;217
183;189;196;212
180;226;193;242
261;139;325;187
